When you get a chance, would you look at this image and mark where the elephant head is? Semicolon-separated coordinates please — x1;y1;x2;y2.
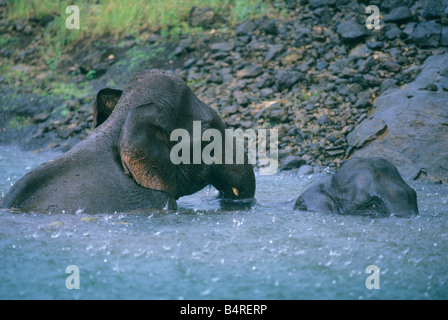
2;69;255;214
294;157;418;217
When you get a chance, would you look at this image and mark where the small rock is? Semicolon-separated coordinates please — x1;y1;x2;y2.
233;91;250;107
66;99;80;110
317;115;329;125
210;41;234;52
206;73;222;84
385;24;402;40
367;41;384;50
183;58;196;68
189;6;215;28
403;22;416;37
382;61;401;72
79;49;115;76
354;91;372;108
265;44;283;61
298;164;314;176
178;38;193;50
316;60;329;70
358;57;375;74
281;156;305;171
174;38;194;55
221;105;238;115
57;125;75;139
336;20;367;43
211;51;229;60
240;120;252;129
362;75;382;87
349;44;372;59
260;88;274;98
236;20;256;36
236;64;262;79
422;0;447;19
276;69;305;91
281;53;301;65
269;107;288;122
261;18;278;35
384;6;413;23
15;21;25;31
32;113;50;123
148;33;160;43
424;83;438;91
305;103;315;111
257;74;275;88
173;46;185;56
326;148;345;157
23;24;33;35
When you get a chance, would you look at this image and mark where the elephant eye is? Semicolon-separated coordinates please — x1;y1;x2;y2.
357;196;388;216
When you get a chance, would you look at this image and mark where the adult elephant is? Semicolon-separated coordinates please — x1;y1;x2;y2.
2;69;255;214
294;157;418;217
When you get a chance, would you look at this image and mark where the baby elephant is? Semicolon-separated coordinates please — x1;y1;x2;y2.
295;157;418;217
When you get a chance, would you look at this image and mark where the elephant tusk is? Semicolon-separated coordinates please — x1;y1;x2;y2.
232;187;239;197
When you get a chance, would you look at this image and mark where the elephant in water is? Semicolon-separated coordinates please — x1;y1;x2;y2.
2;69;255;214
294;157;418;217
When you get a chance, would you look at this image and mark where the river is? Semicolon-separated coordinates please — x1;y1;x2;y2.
0;146;447;299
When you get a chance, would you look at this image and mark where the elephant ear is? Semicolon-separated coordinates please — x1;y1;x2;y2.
119;104;180;198
93;88;123;128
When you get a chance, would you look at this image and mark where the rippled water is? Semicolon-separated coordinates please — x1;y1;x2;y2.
0;146;447;300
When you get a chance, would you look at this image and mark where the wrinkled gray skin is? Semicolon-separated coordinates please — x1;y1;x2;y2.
295;157;418;217
2;69;255;214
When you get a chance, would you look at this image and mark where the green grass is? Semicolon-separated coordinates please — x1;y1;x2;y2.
116;44;174;76
7;116;31;130
49;81;90;100
6;0;275;49
0;35;20;47
1;57;90;102
6;0;58;20
0;61;29;87
3;0;277;112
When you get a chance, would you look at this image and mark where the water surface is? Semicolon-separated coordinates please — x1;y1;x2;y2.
1;146;447;299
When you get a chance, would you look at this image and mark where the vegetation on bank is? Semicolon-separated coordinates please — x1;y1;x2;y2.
2;0;282;131
3;0;280;91
6;0;276;47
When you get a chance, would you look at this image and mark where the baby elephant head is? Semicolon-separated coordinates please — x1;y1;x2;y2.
295;157;418;217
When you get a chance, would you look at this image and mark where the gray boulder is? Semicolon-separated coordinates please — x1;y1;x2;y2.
347;54;448;183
